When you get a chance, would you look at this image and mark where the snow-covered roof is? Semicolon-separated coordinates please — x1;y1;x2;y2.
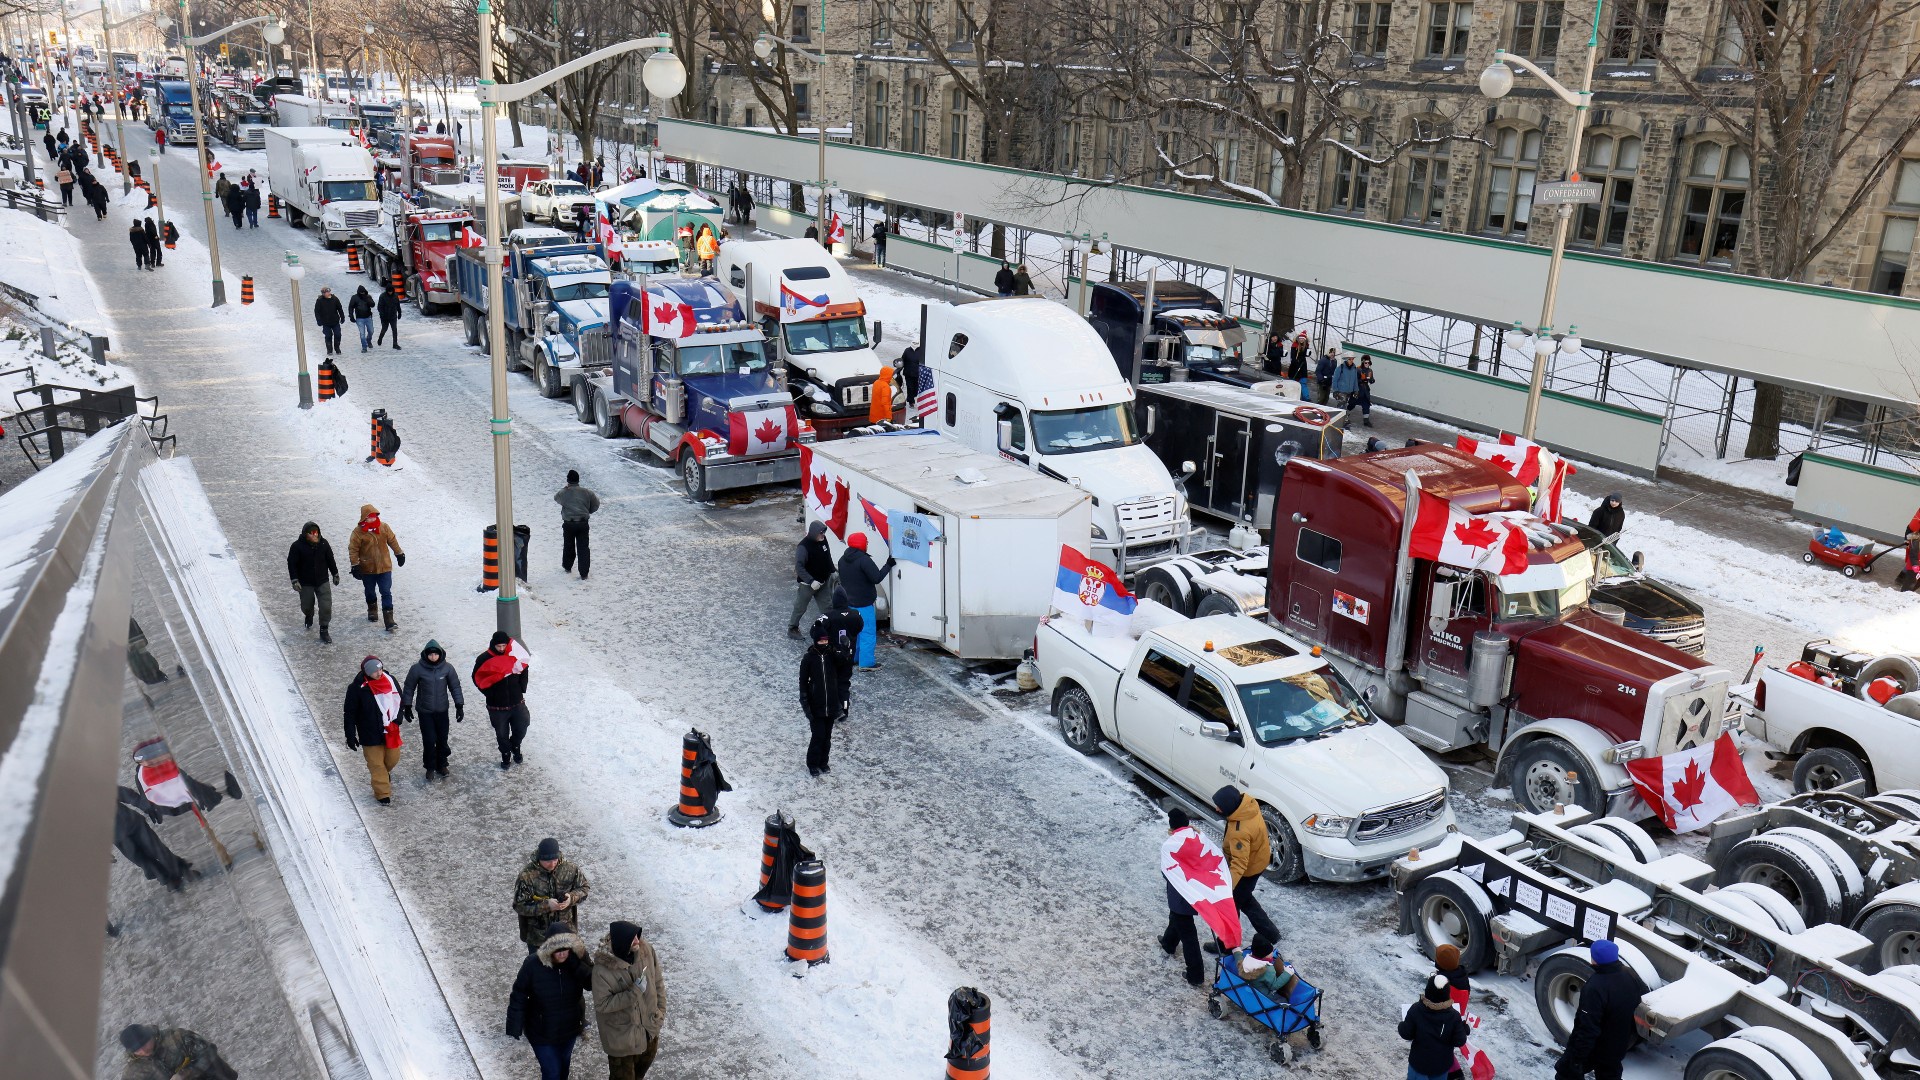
934;298;1132;406
808;432;1091;519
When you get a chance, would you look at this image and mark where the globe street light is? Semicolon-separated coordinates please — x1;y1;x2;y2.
284;252;314;408
1477;0;1604;439
476;0;687;637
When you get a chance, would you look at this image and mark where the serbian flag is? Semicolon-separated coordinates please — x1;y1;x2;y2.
1500;434;1574;523
727;403;798;456
643;293;697;339
474;637;533;690
825;212;845;244
1408;490;1531;575
858;494;891;544
780;281;828;316
1624;732;1759;833
1162;825;1242;950
800;444;851;538
1054;545;1136;636
1456;434;1541;486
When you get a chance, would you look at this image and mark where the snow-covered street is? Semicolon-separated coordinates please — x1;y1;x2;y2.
24;111;1914;1079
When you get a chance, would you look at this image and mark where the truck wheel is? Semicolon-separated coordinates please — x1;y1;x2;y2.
572;378;594;423
680;452;709;501
1684;1038;1800;1080
1533;950;1594;1046
411;277;432;316
1766;827;1865;919
1793;746;1873;795
538;356;564;398
1507;739;1604;815
592;392;623;439
1867;790;1920;820
463;308;479;347
1583;816;1661;864
1719;833;1845;926
1052;684;1102;755
1717;881;1808;936
1135;566;1194;617
1260;803;1306;884
1409;870;1493;973
1194;591;1243;618
1725;1027;1837;1080
1854;902;1920;972
288;206;305;228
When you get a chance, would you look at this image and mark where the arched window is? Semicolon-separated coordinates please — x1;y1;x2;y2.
1481;126;1540;239
1402;121;1450;226
1574;132;1640;250
1672;140;1748;266
866;81;889;146
1320;122;1373;215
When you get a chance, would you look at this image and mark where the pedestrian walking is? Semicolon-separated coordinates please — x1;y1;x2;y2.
376;279;402;347
314;285;346;355
788;520;836;637
1012;263;1034;296
286;520;339;643
554;469;600;580
214;172;230;202
1212;785;1283;946
835;533;895;670
508;924;593;1080
86;180;108;220
1331;354;1359;407
243;182;261;227
113;786;197;893
1289;331;1311;379
154;125;166;153
799;629;845;776
142;217;162;266
1554;939;1646;1080
592;920;666;1079
348;285;375;351
1355;357;1375;426
347;503;405;631
55;165;73;205
1400;974;1471;1080
513;838;590;947
1313;347;1336;405
695;225;718;274
118;1024;239;1080
1158;807;1205;986
343;655;405;804
1587;494;1625;540
128;220;150;270
42;132;56;160
871;218;888;266
994;260;1015;297
1264;331;1288;377
223;182;244;228
402;639;463;778
474;631;532;769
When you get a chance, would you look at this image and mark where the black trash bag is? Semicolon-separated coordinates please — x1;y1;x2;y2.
1785;452;1804;487
377;413;402;461
331;360;349;396
751;813;816;911
944;987;991;1068
685;727;732;809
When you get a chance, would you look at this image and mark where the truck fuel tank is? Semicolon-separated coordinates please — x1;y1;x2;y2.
1468;631;1513;708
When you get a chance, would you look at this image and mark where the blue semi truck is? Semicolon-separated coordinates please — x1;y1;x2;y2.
449;227;614;399
569;276;806;500
147;80;196;142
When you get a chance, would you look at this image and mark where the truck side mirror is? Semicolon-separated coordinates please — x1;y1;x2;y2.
1631;550;1645;572
1143;405;1157;437
1199;721;1232;742
872;321;882;344
1362;685;1378;704
1180;460;1197;477
996;419;1015;453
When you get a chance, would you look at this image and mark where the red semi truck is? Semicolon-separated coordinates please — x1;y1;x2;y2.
353;200;474;315
1156;444;1732;818
399;132;461;193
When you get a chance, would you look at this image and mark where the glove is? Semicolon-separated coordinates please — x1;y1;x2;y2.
455;705;464;722
346;739;359;751
291;580;301;592
396;553;406;567
810;581;822;592
331;574;340;585
401;708;413;722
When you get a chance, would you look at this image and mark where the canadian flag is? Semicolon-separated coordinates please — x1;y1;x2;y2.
205;154;222;176
801;445;854;540
598;207;622;256
1161;825;1242;950
643;293;697;339
1623;733;1759;833
727;404;797;456
1408;489;1531;575
1500;434;1574;523
458;224;485;248
825;212;845;245
135;746;194;809
473;637;534;690
1456;434;1541;486
1452;991;1498;1080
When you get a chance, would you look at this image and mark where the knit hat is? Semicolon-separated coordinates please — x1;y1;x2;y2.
610;920;641;962
536;837;561;861
1167;807;1190;829
545;920;573;941
491;630;512;648
119;1024;154;1052
1434;943;1461;971
1251;934;1275;959
567;469;580;485
302;520;320;536
1591;939;1619;965
1212;785;1242;815
362;656;383;678
848;533;868;550
1424;974;1452;1003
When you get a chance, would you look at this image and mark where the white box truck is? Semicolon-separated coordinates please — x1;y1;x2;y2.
920;298;1192;575
263;127;382;247
802;431;1093;659
273;93;360;133
716;237;898;433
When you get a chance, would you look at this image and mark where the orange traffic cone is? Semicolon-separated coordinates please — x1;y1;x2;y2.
784;860;828;965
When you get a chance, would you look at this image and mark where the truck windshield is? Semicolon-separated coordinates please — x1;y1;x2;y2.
320;180;376;202
418;222;457;243
551;281;608;302
167;106;192;120
1186;344;1232;365
1496;575;1593;620
1030;403;1139;455
551;182;587;195
679;341;768;375
784;317;870;355
1238;667;1373;745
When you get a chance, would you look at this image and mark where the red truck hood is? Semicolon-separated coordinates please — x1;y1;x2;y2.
1514;609;1706;684
413;241;458;272
1508;609;1713;745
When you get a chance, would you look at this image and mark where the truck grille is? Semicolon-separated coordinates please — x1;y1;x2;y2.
577;328;612;369
342;209;381;227
1118;494;1182;543
1645;617;1706;657
1654;681;1725;754
1354;789;1448;843
842;382;872;407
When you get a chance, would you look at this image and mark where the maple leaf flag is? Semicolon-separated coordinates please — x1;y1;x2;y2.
1408;490;1531;575
1457;434;1541;486
825;212;845;244
473;637;534;690
798;445;851;538
1162;825;1243;950
1623;733;1758;833
727;404;797;456
642;294;697;339
1499;434;1574;523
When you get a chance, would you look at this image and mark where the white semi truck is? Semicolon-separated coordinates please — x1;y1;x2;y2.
263;127;382;247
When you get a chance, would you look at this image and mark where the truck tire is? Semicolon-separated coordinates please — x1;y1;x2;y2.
1716;881;1807;936
1583;816;1661;864
1052;683;1102;755
1684;1038;1800;1080
288;206;305;228
1868;790;1920;819
1194;591;1243;618
1533;949;1595;1046
1719;833;1846;926
1858;655;1920;699
1409;870;1493;973
463;308;479;347
1507;739;1605;815
592;391;623;439
1725;1027;1837;1080
572;378;594;423
680;451;708;501
1569;822;1641;864
1793;746;1873;795
1135;565;1194;617
1260;803;1306;884
1853;902;1920;972
411;276;433;316
1767;827;1866;920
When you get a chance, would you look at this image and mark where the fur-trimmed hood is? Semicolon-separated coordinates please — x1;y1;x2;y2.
536;929;588;967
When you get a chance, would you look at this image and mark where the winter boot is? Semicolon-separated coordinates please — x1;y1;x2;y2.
305;611;314;628
367;600;379;623
499;753;512;770
383;607;397;632
319;625;332;644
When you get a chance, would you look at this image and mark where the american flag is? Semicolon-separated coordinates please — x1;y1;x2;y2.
913;363;938;420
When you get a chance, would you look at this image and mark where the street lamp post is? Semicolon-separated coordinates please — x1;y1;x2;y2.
148;145;167;248
285;252;314;408
476;2;686;637
99;8;157;194
495;23;563;177
753;32;830;244
1478;0;1605;440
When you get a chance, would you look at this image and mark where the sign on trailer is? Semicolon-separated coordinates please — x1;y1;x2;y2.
1454;839;1618;943
1535;180;1603;204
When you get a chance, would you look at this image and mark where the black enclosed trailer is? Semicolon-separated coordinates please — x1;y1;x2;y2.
1137;381;1347;528
1086;280;1260;385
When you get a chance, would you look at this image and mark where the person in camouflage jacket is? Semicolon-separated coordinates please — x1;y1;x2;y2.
119;1024;238;1080
514;837;590;949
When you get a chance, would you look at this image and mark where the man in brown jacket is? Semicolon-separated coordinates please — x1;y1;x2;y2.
347;503;406;631
593;920;665;1078
1213;785;1282;946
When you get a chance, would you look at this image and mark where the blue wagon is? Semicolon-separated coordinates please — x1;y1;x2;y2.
1206;951;1326;1065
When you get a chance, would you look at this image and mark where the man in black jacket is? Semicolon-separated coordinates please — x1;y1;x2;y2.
809;586;864;715
506;922;593;1078
314;286;346;355
1401;974;1470;1080
286;521;340;642
836;533;894;670
348;285;376;352
1555;939;1645;1080
376;280;403;348
788;520;836;638
799;631;846;776
402;639;464;778
474;631;532;769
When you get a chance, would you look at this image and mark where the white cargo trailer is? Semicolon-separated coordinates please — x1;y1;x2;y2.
803;432;1092;660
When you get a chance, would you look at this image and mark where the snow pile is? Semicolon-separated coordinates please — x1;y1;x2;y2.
0;206;117;335
0;315;132;396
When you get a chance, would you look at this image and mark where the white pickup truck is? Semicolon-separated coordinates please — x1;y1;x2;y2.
1035;610;1455;883
1746;645;1920;794
522;178;597;225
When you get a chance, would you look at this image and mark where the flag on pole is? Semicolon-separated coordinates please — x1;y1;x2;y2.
913;363;938;420
1623;732;1759;833
858;494;891;543
1407;490;1532;575
1499;434;1574;523
1455;434;1541;485
825;212;845;244
1161;825;1242;950
1053;545;1136;635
